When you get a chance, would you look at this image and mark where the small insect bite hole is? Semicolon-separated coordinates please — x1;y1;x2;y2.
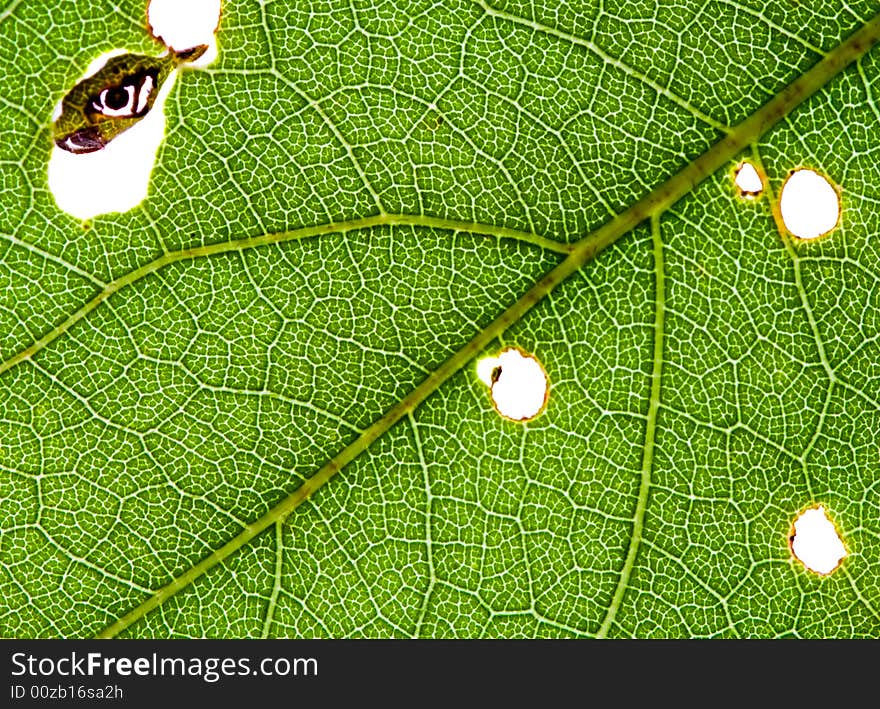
734;161;762;197
779;168;840;240
477;348;548;422
148;0;221;67
789;505;847;576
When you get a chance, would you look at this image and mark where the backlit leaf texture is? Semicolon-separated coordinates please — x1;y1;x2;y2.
1;0;878;638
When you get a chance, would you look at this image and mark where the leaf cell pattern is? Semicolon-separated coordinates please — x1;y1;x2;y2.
1;0;879;638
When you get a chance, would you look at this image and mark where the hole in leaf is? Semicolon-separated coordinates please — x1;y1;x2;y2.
779;168;840;240
789;505;847;576
148;0;222;67
50;50;129;123
48;51;179;220
476;348;548;422
734;161;762;198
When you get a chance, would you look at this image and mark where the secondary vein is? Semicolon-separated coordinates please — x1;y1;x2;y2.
596;213;665;638
0;214;568;378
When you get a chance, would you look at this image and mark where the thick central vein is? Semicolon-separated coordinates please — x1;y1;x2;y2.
83;11;880;637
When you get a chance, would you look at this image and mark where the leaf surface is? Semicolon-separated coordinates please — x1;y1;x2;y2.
1;0;879;638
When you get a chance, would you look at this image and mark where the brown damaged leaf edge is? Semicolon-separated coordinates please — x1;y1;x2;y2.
35;12;878;637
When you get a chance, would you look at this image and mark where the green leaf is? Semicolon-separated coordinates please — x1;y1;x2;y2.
2;0;879;638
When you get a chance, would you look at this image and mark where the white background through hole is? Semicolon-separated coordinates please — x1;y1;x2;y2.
48;53;178;220
734;162;762;195
779;169;840;239
477;348;548;421
790;506;846;575
148;0;221;67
